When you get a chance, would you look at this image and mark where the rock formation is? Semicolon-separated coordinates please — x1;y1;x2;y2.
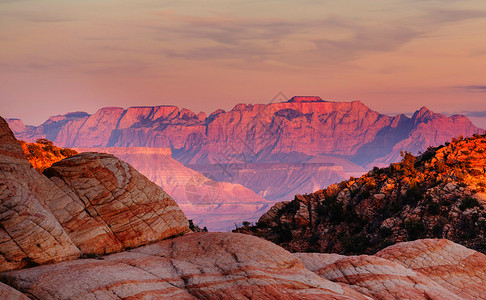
0;117;80;272
0;116;189;270
295;253;460;299
8;99;482;204
376;239;486;299
1;116;486;299
0;282;29;300
44;152;190;254
236;133;486;254
2;234;486;299
0;232;369;300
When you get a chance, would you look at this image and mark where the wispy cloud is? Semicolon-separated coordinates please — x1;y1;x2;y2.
455;85;486;93
0;10;72;22
312;26;419;62
422;9;486;24
461;110;486;118
152;12;328;46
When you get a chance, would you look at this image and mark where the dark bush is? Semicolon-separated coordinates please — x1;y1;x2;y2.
427;202;441;215
405;219;426;240
459;197;481;211
378;226;393;237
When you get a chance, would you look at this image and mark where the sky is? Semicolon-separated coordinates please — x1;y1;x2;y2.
0;0;485;128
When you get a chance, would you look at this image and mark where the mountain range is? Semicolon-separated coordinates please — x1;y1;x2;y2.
7;96;484;228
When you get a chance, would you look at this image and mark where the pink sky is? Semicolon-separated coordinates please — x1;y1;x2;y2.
0;0;485;128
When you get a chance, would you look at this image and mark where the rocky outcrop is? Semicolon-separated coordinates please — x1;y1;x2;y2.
376;239;486;299
1;116;189;271
236;133;486;255
0;117;80;272
295;238;486;299
0;232;368;300
44;152;190;254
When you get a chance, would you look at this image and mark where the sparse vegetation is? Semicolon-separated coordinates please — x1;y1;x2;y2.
19;139;78;172
235;134;486;255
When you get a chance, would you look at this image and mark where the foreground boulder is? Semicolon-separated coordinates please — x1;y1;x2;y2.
376;239;486;299
43;152;190;254
295;253;460;299
0;117;80;271
1;115;189;271
2;234;485;300
0;232;367;300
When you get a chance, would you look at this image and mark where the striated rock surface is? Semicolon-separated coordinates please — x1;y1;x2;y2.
295;253;460;299
0;282;29;300
236;133;486;255
74;147;271;231
377;239;486;299
188;156;365;203
43;152;190;254
0;117;80;272
0;232;368;300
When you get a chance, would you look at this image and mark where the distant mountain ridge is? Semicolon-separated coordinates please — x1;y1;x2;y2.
8;98;483;203
8;99;482;165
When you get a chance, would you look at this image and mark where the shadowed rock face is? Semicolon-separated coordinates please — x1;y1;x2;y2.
0;117;80;272
43;152;190;254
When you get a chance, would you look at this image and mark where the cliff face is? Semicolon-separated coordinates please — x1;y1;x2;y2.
8;99;482;204
8;101;482;166
236;133;486;255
